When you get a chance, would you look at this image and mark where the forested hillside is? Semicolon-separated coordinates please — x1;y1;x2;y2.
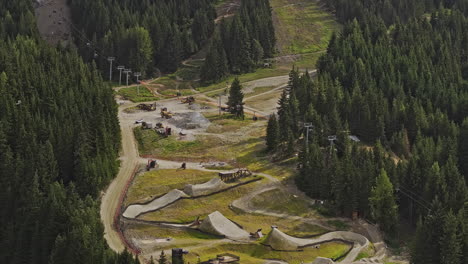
0;0;137;263
267;3;468;264
68;0;217;76
326;0;468;24
201;0;276;83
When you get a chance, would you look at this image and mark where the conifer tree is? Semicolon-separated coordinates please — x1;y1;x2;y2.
227;78;244;118
158;251;167;264
200;31;228;84
369;169;398;233
277;89;291;142
252;39;264;65
266;114;280;151
459;118;468;181
439;211;462;264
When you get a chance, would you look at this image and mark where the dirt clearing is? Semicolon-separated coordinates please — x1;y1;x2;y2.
271;0;340;55
34;0;72;45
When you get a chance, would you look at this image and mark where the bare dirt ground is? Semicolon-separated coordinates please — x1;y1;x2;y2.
215;0;241;23
33;0;72;45
104;74;394;264
100;102;141;252
101;85;394;264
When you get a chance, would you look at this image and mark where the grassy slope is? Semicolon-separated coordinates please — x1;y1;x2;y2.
117;86;159;102
134;124;296;180
130;224;349;264
124;169;218;206
197;67;290;94
187;242;350;264
250;188;317;217
139;180;326;235
271;0;340;55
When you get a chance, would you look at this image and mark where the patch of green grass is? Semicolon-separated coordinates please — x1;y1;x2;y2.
158;88;194;96
207;84;277;99
131;224;219;240
134;117;296;180
152;76;177;90
197;67;290;93
176;65;200;81
271;0;340;55
245;85;277;97
355;251;371;261
187;242;351;264
244;89;283;114
117;86;158;102
139;178;325;237
293;52;324;70
250;189;316;217
203;165;235;170
139;180;262;223
134;127;205;159
326;220;351;231
124;169;218;206
204;113;255;133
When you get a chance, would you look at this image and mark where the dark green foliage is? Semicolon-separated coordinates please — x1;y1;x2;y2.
200;0;276;83
227;78;245;118
439;211;462;264
158;251;167;264
369;169;398;234
0;1;139;263
459;119;468;181
200;31;228;83
268;5;468;252
411;200;466;264
68;0;217;75
325;0;468;25
266;114;280;152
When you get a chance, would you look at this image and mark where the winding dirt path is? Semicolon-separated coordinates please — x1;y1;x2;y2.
100;105;141;252
102;76;288;252
102;74;388;263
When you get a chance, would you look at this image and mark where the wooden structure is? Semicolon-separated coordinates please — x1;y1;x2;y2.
137;103;156;111
181;96;195;104
218;168;252;183
250;228;263;239
141;122;153;129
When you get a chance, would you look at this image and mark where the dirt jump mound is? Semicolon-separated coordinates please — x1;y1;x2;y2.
264;227;369;261
184;178;228;196
123;189;188;218
167;112;210;129
264;227;303;251
199;211;250;240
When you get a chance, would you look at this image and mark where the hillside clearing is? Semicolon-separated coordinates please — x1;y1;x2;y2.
271;0;340;55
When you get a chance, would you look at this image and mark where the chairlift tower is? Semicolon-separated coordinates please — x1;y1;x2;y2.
107;57;115;81
327;135;337;156
117;66;125;85
303;122;314;151
134;72;141;95
123;69;132;87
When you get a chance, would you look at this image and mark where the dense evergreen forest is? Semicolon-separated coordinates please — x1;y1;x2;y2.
266;3;468;264
0;1;138;263
325;0;468;24
68;0;217;76
201;0;276;83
